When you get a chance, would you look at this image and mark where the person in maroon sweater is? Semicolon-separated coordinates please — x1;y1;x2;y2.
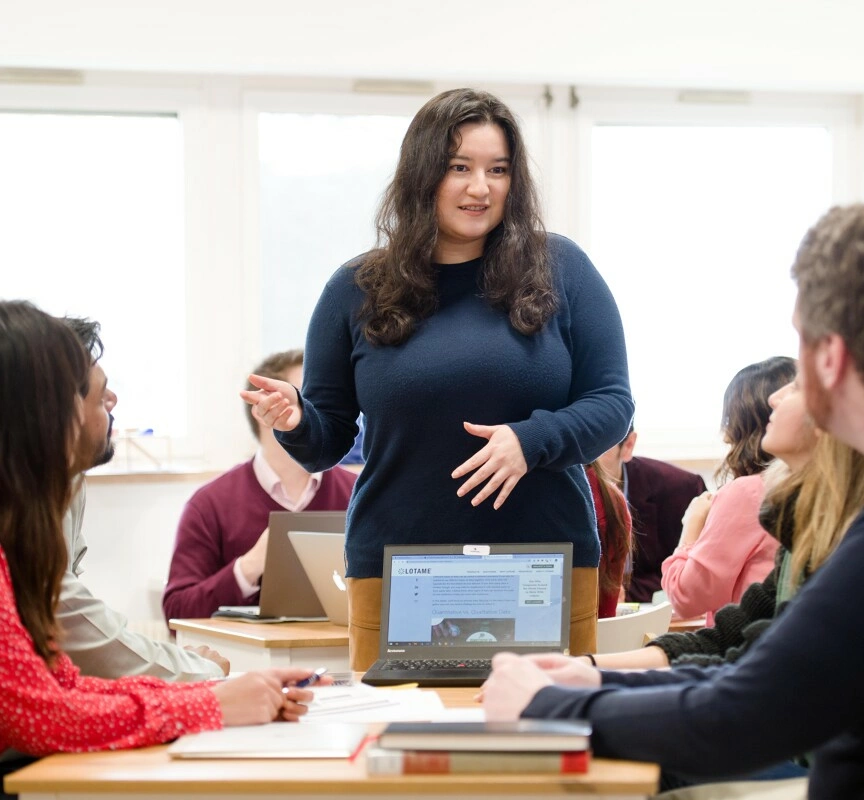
162;351;356;622
596;425;707;603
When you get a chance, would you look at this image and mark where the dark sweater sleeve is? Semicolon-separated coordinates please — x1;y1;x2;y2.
520;516;864;778
649;557;780;666
600;663;726;687
509;236;634;470
276;273;361;472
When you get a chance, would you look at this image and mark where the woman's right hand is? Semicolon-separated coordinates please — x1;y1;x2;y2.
210;668;325;726
240;374;302;432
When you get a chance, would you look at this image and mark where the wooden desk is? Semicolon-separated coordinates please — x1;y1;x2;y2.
6;688;659;800
169;618;350;672
668;615;707;634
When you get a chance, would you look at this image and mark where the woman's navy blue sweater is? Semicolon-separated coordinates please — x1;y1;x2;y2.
277;234;634;578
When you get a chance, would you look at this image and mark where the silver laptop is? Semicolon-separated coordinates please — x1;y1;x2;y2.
288;531;349;626
211;511;346;623
361;542;573;687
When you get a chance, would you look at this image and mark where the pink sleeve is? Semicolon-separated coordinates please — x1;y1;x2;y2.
0;553;222;756
660;476;767;620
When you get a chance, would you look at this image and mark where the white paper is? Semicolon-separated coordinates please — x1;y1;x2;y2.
426;706;486;722
299;684;445;723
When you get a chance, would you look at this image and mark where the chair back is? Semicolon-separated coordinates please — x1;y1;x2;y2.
596;601;674;654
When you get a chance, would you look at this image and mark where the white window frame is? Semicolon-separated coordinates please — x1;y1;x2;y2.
569;86;860;251
0;76;253;470
5;75;862;471
562;86;861;460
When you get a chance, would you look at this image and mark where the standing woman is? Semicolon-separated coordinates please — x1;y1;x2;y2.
245;88;634;668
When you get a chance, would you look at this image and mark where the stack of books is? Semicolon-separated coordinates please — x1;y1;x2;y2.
364;719;592;775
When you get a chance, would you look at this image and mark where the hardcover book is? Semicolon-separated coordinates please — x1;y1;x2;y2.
365;746;590;775
377;719;591;753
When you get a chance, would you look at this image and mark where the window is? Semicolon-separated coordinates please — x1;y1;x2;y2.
0;111;186;436
3;80;856;471
257;110;411;353
571;92;851;459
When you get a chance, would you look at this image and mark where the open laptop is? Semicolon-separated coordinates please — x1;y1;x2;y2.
362;542;573;687
288;531;350;626
211;511;346;623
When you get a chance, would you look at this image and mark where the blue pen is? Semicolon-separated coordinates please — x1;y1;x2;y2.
289;666;328;691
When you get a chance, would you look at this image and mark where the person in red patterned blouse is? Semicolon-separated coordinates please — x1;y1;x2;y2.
0;301;324;774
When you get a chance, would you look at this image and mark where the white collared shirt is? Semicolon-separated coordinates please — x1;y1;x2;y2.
234;450;324;596
251;448;322;511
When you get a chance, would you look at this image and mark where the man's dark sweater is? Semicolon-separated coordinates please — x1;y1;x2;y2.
277;234;634;577
624;456;707;602
523;509;864;799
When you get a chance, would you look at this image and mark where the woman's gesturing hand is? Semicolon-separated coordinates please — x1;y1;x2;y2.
240;374;303;433
452;422;528;509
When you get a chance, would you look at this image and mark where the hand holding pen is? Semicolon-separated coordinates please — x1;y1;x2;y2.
290;666;328;690
210;667;331;726
280;667;331;721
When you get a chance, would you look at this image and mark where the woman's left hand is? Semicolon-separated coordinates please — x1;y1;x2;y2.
452;422;527;509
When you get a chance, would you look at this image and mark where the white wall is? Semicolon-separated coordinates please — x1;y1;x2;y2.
80;476;214;624
2;0;864;92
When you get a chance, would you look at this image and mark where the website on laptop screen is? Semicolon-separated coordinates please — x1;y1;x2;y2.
386;552;566;648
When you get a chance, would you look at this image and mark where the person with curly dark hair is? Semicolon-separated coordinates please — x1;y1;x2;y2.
242;88;634;669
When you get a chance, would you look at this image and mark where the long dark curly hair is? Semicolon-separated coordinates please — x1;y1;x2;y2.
355;88;556;345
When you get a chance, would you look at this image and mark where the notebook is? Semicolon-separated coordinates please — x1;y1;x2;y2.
211;511;346;623
288;530;350;626
168;722;368;759
362;542;573;687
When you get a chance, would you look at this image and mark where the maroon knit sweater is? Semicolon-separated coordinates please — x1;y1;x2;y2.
162;460;355;620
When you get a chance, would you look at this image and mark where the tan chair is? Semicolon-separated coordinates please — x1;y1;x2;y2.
596;601;673;654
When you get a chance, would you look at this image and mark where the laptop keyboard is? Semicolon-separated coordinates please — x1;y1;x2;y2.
380;659;492;671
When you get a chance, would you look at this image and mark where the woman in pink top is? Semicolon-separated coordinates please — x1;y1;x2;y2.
661;357;814;625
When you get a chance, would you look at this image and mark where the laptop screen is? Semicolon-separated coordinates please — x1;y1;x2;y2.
381;544;572;652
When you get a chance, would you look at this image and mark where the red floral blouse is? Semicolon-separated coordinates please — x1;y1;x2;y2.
0;549;222;757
